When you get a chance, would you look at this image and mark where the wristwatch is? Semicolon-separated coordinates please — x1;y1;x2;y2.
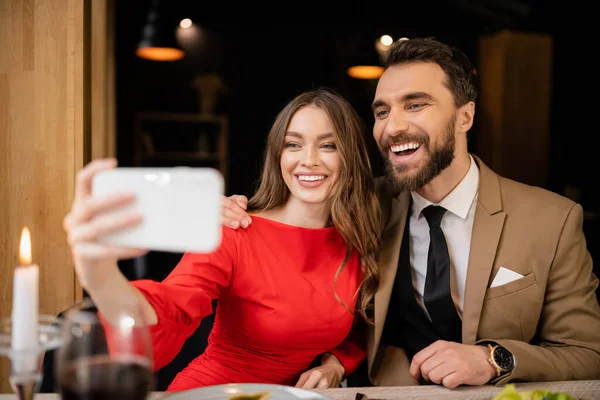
487;344;515;377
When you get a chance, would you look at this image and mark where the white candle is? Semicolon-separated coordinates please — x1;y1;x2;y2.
11;226;39;373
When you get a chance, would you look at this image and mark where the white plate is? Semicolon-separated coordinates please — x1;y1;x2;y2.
163;383;333;400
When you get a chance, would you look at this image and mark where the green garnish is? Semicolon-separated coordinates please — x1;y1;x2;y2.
493;384;576;400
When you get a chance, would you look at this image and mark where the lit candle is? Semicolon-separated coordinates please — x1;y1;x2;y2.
11;226;39;373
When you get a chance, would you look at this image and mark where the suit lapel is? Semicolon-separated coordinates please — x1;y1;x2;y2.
368;189;410;370
462;156;506;344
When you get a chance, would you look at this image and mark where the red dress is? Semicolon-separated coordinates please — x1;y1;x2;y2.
131;216;366;392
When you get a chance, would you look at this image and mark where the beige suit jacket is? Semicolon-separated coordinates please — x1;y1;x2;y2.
367;155;600;386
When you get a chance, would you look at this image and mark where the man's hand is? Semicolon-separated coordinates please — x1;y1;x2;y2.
410;340;496;388
222;195;251;229
295;353;345;389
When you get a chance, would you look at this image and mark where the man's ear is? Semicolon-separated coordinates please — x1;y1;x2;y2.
457;101;475;134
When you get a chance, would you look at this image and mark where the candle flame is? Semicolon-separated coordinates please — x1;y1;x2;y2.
19;226;32;265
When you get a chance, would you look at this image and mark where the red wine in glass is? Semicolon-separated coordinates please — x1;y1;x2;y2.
59;354;153;400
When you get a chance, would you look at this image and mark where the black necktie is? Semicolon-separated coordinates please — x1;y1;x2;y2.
422;205;462;342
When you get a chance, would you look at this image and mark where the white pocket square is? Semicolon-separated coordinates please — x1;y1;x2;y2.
490;267;524;288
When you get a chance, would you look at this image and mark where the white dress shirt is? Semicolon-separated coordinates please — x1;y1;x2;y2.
409;155;479;319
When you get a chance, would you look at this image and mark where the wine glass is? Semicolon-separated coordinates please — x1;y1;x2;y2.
55;298;154;400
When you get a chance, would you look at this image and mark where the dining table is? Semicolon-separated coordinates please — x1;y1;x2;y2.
0;380;599;400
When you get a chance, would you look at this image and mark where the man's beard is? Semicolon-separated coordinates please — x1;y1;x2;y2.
382;116;456;193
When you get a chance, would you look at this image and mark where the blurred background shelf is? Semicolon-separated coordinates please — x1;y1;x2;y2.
134;111;228;189
142;151;221;162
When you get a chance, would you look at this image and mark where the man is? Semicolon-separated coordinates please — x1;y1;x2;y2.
221;37;600;387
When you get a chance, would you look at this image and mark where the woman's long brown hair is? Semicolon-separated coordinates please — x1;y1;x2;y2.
247;88;381;325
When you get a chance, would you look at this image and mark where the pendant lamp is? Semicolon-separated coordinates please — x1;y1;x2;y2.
136;0;184;61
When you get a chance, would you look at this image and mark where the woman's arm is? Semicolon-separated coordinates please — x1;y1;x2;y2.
296;314;367;389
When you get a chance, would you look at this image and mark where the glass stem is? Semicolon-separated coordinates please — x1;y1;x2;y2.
12;379;38;400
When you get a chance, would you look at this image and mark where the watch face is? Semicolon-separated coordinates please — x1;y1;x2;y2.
493;346;515;370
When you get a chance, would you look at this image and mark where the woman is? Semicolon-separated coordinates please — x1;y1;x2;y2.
63;88;381;392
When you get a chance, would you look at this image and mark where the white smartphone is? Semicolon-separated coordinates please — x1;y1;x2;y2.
91;167;224;254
